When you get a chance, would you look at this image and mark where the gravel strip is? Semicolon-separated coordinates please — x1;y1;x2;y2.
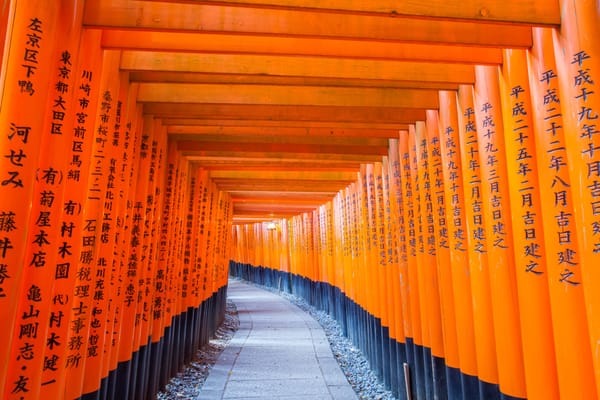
273;288;397;400
156;300;239;400
158;280;396;400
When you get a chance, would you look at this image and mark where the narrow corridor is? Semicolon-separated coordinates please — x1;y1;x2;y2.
198;280;357;400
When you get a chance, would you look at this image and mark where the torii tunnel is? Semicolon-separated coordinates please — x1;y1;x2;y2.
1;0;599;399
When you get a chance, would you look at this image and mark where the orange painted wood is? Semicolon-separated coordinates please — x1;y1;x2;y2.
80;51;123;397
552;0;600;393
102;30;504;64
0;1;60;396
0;0;14;97
183;151;383;163
137;83;440;109
414;120;444;360
456;84;499;388
129;71;462;92
425;110;460;370
438;90;478;379
144;103;426;124
386;140;407;345
121;51;475;84
140;0;558;25
400;127;425;349
499;48;559;400
178;135;389;150
168;126;399;140
83;0;533;47
4;3;82;398
381;157;398;340
39;27;104;400
473;66;526;398
165;120;409;132
177;140;388;156
528;27;597;400
210;170;359;181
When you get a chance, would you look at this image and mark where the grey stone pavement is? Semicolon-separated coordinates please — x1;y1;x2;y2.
197;279;358;400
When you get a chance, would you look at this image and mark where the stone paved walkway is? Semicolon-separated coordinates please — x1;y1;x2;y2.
197;280;358;400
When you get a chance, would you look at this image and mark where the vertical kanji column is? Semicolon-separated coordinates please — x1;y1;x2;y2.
415;120;445;400
499;48;560;400
387;138;409;400
473;66;526;399
426;110;462;399
531;27;598;399
457;84;499;400
400;128;426;400
0;1;59;396
553;0;600;395
4;2;81;399
77;49;122;399
439;90;479;399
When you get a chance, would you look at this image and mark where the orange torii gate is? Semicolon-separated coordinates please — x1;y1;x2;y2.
1;0;599;399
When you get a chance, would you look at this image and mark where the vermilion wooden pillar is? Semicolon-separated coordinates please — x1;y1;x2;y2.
0;1;60;397
473;66;526;399
457;84;499;400
499;48;560;400
553;0;600;396
439;90;479;399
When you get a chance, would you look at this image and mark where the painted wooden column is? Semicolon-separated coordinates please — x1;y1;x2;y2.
553;1;600;396
457;84;499;400
0;2;60;395
426;110;462;400
499;47;560;400
527;26;598;400
438;90;479;400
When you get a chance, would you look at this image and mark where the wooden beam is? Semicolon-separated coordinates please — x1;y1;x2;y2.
103;30;504;64
169;133;391;147
214;179;351;191
234;203;321;212
182;151;383;162
137;83;440;109
168;125;400;139
122;51;475;84
144;103;427;123
83;0;533;47
231;197;330;205
189;157;363;171
162;119;409;130
129;71;462;91
176;140;389;155
140;0;559;25
209;170;358;181
228;191;336;200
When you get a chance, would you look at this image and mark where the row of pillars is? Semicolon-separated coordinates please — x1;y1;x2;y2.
230;14;600;400
0;1;233;399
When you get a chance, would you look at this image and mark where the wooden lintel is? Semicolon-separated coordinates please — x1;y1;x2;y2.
169;133;391;147
209;170;358;181
129;71;462;91
144;103;427;123
231;197;329;206
182;151;383;162
84;0;533;47
188;157;362;171
214;180;351;191
139;0;559;26
162;119;409;130
168;125;400;139
176;140;389;155
122;51;475;84
228;191;336;200
103;30;504;64
137;83;440;109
